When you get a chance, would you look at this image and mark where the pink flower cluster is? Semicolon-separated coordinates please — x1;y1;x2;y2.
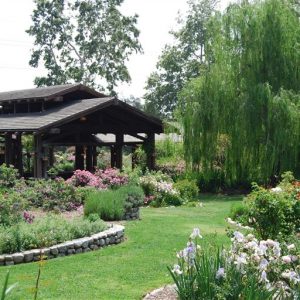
66;168;128;189
23;211;35;224
95;168;128;188
144;195;156;205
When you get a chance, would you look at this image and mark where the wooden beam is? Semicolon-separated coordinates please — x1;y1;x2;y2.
15;132;23;176
75;145;84;170
92;146;98;170
144;133;155;171
86;146;93;171
4;133;13;166
115;133;123;170
33;134;43;178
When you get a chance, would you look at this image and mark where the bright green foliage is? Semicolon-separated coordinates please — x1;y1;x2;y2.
144;0;217;118
182;0;300;188
174;179;199;201
0;215;106;254
27;0;141;92
1;271;17;300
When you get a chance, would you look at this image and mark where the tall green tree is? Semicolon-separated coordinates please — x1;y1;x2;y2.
182;0;300;188
144;0;217;119
27;0;141;92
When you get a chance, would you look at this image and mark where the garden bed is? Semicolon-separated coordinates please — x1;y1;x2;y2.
0;224;124;266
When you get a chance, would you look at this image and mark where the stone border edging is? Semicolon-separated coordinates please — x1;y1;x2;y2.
0;224;125;266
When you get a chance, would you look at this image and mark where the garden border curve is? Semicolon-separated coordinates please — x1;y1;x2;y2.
0;224;125;266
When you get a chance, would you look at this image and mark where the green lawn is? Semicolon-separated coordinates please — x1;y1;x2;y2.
0;195;243;300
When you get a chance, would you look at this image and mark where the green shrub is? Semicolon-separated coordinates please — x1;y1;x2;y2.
174;179;199;201
0;193;26;227
84;185;144;221
17;178;83;212
0;215;106;254
229;203;249;224
84;189;125;221
0;164;19;188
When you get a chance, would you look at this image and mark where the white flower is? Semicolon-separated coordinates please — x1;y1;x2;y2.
282;255;292;264
172;264;183;275
233;231;244;243
291;255;298;262
234;253;248;271
287;244;295;251
282;270;300;284
190;228;202;239
257;243;268;256
271;186;283;193
260;270;270;284
216;267;226;279
259;258;269;270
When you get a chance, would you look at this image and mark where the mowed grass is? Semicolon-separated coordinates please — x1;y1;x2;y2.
0;194;243;300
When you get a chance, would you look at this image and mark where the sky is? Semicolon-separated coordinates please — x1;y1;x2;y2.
0;0;228;99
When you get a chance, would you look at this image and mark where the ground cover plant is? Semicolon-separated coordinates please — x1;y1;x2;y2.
0;195;240;299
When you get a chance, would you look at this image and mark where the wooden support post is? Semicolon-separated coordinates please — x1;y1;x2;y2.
86;145;93;172
115;134;123;170
145;133;155;171
33;134;43;178
92;146;98;170
131;145;138;169
110;146;116;168
49;147;54;167
4;133;13;166
75;145;84;170
15;132;23;176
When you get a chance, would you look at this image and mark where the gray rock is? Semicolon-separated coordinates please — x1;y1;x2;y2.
99;239;105;246
5;261;14;266
74;241;83;249
50;247;59;256
12;253;24;264
67;249;75;255
57;245;67;253
75;248;83;254
23;251;34;263
41;248;50;256
105;238;110;245
5;255;13;262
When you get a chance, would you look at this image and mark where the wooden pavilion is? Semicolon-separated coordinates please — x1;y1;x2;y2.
0;84;163;178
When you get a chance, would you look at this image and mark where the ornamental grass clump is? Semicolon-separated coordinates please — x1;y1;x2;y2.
170;229;300;299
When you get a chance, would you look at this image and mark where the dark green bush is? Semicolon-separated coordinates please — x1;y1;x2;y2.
174;179;199;201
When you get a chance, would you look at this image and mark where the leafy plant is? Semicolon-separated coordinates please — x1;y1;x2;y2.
0;164;19;188
174;179;199;201
0;215;106;254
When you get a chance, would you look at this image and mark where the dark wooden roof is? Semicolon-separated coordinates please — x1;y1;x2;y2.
0;97;114;132
0;97;163;133
0;83;105;103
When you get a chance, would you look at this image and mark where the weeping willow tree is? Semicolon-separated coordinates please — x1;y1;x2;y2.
181;0;300;188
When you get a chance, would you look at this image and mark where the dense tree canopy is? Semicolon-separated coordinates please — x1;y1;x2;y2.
182;0;300;188
27;0;141;93
144;0;217;119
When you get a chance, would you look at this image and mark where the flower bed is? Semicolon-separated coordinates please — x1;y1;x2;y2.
170;228;300;299
0;224;125;266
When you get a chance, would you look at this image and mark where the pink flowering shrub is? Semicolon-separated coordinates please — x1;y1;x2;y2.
95;168;128;189
170;228;300;299
67;168;128;190
66;170;105;188
23;211;35;224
